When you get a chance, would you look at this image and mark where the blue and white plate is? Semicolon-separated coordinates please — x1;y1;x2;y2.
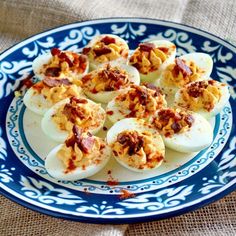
0;18;235;223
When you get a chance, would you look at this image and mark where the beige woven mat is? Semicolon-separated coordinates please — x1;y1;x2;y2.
0;0;235;235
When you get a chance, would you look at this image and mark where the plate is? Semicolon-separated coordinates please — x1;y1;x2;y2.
0;18;235;223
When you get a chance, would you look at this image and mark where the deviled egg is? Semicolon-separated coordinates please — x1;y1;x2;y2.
23;78;82;115
81;62;140;103
129;40;176;82
151;108;213;153
45;125;111;181
33;48;89;81
41;96;106;143
157;53;213;95
174;80;230;119
82;34;129;70
106;84;167;123
107;118;165;172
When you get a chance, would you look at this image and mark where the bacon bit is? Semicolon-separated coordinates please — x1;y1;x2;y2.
175;58;192;77
106;110;114;115
171;122;182;133
107;170;112;175
82;165;86;170
45;67;61;77
158;47;169;53
82;47;91;55
81;74;92;83
42;77;71;87
184;115;194;126
80;137;95;154
51;48;61;56
100;36;116;45
94;47;112;57
70;96;88;104
119;190;136;200
58;52;73;67
139;43;155;52
20;74;34;89
117;131;144;156
187;81;208;98
142;82;162;95
65;125;95;154
79;54;87;63
103;126;108;131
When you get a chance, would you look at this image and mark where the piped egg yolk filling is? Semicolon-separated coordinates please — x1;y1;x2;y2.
32;78;82;104
82;36;128;63
153;108;194;137
57;126;106;173
163;58;204;87
52;97;104;132
41;48;88;80
115;85;166;119
177;80;223;112
129;43;174;74
82;64;131;93
111;130;164;169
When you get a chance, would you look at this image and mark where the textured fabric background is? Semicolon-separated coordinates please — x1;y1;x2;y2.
0;0;235;235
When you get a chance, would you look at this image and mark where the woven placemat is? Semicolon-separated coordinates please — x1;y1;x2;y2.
0;0;235;235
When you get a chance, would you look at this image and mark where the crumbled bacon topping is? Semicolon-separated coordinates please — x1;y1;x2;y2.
62;97;88;122
93;47;112;57
117;131;144;156
187;81;208;98
139;43;155;52
82;47;91;55
175;58;192;77
100;36;116;45
43;77;72;87
65;125;95;154
45;67;61;77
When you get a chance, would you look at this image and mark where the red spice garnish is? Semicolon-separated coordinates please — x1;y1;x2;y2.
139;43;155;52
100;36;116;45
65;158;77;173
94;47;112;57
106;110;114;115
175;58;192;77
119;190;136;200
107;180;119;186
82;47;91;55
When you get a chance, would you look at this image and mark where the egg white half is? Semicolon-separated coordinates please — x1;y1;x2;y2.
45;143;111;181
157;52;213;96
134;40;176;83
162;113;213;153
85;34;129;71
107;118;165;172
174;81;230;119
41;98;106;143
83;62;140;103
23;87;53;115
32;52;89;81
